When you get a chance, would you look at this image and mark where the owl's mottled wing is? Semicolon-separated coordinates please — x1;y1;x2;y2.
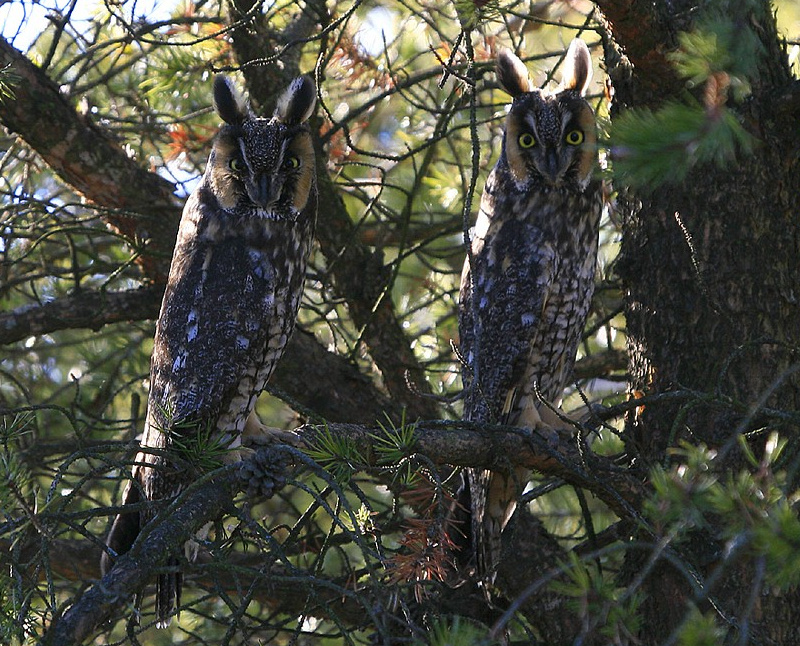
459;183;556;577
138;189;284;625
102;190;280;618
459;199;555;424
144;193;276;450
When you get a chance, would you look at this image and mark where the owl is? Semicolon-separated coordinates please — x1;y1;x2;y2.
101;74;317;627
459;39;602;579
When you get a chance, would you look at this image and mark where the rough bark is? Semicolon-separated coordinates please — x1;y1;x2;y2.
598;0;800;642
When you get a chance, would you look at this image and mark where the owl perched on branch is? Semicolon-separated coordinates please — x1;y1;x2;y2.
459;39;602;579
101;74;317;627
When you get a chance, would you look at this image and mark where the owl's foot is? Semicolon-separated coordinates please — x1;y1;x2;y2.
242;410;302;447
237;445;290;499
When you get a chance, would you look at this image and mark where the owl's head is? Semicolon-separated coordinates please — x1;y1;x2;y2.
206;75;317;218
496;39;597;191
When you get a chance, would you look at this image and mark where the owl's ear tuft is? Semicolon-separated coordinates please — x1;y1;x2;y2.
560;39;593;96
274;76;316;126
213;75;251;126
496;48;531;98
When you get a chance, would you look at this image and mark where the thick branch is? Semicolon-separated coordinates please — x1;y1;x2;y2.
310;142;442;420
0;286;163;344
19;517;580;643
39;416;641;644
0;288;403;423
0;36;181;281
270;329;403;423
40;474;232;646
305;420;642;517
14;539;364;644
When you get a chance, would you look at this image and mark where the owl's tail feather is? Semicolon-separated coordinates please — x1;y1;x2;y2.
468;466;529;582
156;566;182;628
467;468;498;580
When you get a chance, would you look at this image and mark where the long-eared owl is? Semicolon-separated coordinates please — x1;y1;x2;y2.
101;75;317;626
459;39;602;579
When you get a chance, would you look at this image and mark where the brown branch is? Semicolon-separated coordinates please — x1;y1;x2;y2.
37;413;643;644
16;517;580;642
39;472;233;645
0;36;181;282
9;536;366;632
573;348;627;380
0;286;163;344
0;288;404;423
310;145;442;420
270;329;404;423
301;420;642;517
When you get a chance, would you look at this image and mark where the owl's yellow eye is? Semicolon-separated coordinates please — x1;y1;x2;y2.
284;156;300;169
518;133;536;148
228;157;245;173
565;129;584;145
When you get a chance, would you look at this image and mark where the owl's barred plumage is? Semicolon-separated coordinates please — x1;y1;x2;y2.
459;40;603;579
101;75;317;627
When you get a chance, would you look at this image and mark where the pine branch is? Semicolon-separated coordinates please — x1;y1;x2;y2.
0;36;181;283
0;289;405;423
301;420;642;517
0;286;163;344
39;470;232;646
36;414;643;644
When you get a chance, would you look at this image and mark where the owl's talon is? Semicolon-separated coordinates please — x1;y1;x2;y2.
244;428;301;448
242;411;303;447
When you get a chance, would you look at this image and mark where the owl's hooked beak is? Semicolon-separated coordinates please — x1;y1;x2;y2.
541;148;562;186
249;174;283;210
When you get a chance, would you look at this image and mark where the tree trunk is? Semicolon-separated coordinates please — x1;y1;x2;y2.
600;0;800;641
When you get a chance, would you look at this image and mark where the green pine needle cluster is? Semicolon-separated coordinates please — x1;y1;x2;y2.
418;616;492;646
669;17;762;100
677;609;727;646
648;434;800;594
611;6;762;190
0;414;33;521
372;411;418;485
305;423;365;485
0;415;35;645
611;101;752;189
0;64;18;103
551;553;643;642
154;405;234;473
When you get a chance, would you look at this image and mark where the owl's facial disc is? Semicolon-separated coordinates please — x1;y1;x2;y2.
223;120;313;219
